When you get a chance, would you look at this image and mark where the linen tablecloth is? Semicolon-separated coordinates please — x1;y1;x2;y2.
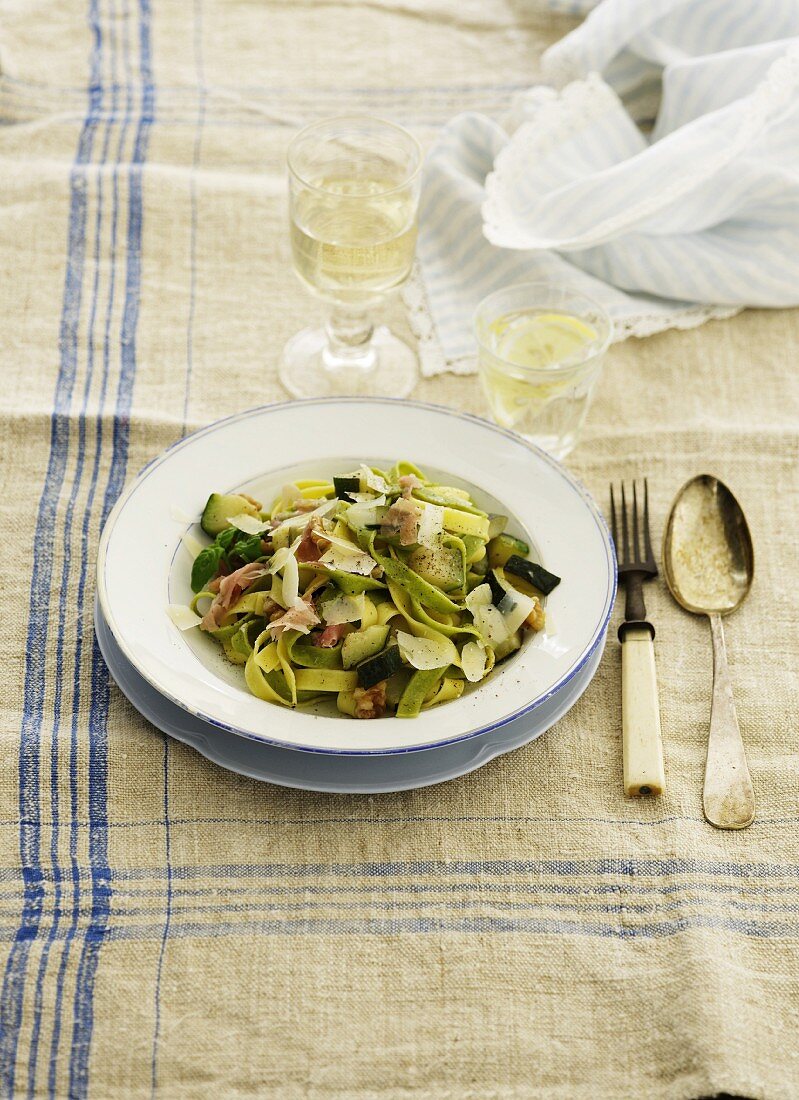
1;2;798;1097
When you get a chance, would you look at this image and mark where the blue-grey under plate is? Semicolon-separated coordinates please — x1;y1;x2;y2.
95;598;605;793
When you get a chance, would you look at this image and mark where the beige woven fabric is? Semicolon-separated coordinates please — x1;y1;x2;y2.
1;2;798;1097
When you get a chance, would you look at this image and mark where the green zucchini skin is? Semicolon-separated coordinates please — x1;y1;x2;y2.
356;645;403;689
342;624;390;669
504;554;561;595
201;492;259;536
333;475;361;501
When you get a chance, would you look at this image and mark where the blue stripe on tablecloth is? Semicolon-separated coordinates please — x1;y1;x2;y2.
0;4;104;1097
26;0;119;1087
68;1;153;1093
31;895;799;919
2;878;799;906
3;857;799;886
45;0;135;1093
89;858;799;880
0;913;793;942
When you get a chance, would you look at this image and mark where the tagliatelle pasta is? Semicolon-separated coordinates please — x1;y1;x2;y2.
174;462;560;719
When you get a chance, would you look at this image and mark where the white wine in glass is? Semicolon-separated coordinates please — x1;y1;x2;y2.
281;117;422;398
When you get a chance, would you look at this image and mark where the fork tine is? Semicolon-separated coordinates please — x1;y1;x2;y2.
620;483;630;565
642;478;653;562
632;481;641;563
610;484;618;550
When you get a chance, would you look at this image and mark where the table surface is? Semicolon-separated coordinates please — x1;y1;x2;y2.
1;2;797;1097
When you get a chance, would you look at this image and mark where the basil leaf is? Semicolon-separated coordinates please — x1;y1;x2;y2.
191;544;224;593
235;534;265;563
215;526;239;552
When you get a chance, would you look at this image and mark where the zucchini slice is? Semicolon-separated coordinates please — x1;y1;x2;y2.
201;492;260;537
342;624;390;669
504;555;561;595
486;533;530;569
356;645;404;689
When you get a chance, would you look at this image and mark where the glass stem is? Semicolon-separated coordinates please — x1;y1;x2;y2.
323;306;377;373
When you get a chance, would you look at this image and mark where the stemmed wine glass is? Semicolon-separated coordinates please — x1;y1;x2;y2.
281;116;422;398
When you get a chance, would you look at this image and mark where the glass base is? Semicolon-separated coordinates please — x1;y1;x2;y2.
280;325;418;399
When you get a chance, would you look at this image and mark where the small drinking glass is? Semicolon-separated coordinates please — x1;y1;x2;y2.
474;283;612;460
281;115;422;399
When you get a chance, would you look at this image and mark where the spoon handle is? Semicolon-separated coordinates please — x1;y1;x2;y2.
703;613;755;829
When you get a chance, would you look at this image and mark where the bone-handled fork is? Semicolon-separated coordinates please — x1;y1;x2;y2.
610;480;666;797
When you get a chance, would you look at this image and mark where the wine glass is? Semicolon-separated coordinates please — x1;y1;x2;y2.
281;116;422;399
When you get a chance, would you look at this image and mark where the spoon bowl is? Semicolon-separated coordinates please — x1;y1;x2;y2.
663;474;754;616
662;475;755;830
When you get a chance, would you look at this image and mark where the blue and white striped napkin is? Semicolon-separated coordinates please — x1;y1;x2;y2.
408;0;799;375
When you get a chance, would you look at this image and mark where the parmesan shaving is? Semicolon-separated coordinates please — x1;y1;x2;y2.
270;498;337;533
396;630;458;671
228;513;269;535
319;544;378;576
282;552;299;606
416;502;444;548
466;586;508;644
322;592;366;626
181;530;205;558
268;547;291;575
167;604;203;631
494;574;536;634
358;464;389;494
460;640;488;683
475;604;509;645
465;584;492;612
170;505;196;524
320;530;367;555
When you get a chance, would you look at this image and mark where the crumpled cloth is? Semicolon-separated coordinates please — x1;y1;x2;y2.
409;0;799;375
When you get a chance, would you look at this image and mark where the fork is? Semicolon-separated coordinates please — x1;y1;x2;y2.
610;480;666;797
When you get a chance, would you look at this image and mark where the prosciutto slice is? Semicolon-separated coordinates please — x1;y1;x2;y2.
200;562;268;632
381;497;421;546
266;598;320;638
398;473;423;499
296;522;323;563
314;623;350;648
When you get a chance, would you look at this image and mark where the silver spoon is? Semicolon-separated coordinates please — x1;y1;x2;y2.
662;475;755;829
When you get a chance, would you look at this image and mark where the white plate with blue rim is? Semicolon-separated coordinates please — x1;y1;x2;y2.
95;595;605;792
96;399;615;757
